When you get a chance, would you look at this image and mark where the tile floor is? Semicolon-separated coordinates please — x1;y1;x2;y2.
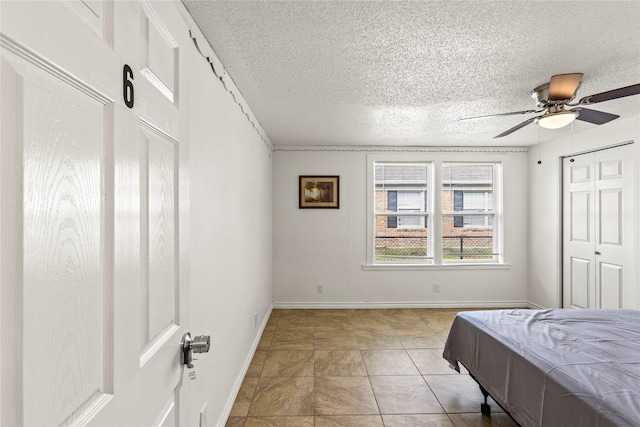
225;308;518;427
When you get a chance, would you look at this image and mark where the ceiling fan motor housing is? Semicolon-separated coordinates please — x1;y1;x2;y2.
531;83;551;107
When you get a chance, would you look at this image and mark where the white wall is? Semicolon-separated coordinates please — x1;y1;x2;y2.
180;7;274;426
273;148;529;308
527;114;640;309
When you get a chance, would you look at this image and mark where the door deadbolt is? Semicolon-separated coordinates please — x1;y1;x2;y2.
181;332;211;369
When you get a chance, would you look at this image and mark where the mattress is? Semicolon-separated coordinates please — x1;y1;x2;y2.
443;309;640;427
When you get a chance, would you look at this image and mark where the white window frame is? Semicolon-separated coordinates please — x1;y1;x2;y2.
367;153;504;268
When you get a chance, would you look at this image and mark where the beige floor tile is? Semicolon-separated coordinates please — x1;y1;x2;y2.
277;316;314;327
225;416;246;426
315;309;350;317
424;375;503;414
261;351;314;377
390;323;431;336
386;318;428;332
272;325;314;340
349;317;393;332
347;308;386;317
243;416;314;427
361;349;420;375
230;378;260;417
382;414;455;427
315;328;359;349
407;348;456;375
355;331;403;349
315;335;360;350
314;315;352;328
384;308;423;320
315;326;356;338
315;415;385;427
414;310;459;329
276;310;315;321
315;350;367;377
246;351;268;378
268;339;314;351
448;413;518;427
369;376;444;414
400;335;446;349
257;331;274;351
314;377;379;416
248;377;314;416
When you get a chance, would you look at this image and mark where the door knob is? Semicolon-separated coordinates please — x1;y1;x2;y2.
181;332;211;369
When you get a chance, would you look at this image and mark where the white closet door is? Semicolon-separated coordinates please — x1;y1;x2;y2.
1;1;191;426
563;152;596;308
563;144;635;309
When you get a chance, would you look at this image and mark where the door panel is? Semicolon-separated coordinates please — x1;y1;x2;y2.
599;189;622;246
152;391;178;427
143;122;178;350
600;262;623;309
18;51;112;427
570;257;590;308
570;163;590;183
570;191;590;241
62;0;109;39
141;2;178;103
599;158;622;180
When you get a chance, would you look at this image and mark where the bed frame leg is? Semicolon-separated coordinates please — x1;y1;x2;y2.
479;385;491;416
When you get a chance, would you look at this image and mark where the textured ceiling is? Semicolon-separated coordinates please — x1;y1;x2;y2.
182;1;640;147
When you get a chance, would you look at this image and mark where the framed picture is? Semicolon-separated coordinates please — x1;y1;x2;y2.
299;175;339;209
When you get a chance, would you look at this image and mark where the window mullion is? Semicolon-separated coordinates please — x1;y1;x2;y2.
433;160;443;265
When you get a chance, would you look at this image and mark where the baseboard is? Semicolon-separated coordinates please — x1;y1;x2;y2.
272;301;530;309
216;303;274;427
527;302;546;310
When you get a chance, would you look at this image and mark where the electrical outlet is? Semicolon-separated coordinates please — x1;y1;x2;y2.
316;284;323;293
254;312;258;327
433;283;440;293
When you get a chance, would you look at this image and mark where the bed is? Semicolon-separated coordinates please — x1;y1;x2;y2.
442;309;640;427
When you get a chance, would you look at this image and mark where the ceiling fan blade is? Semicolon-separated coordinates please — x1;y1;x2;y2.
494;117;537;138
459;110;538;121
548;73;584;101
573;107;619;125
579;83;640;105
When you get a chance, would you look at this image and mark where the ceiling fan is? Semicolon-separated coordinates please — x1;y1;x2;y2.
459;73;640;138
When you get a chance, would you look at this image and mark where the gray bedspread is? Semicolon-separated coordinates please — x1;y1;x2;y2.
442;309;640;427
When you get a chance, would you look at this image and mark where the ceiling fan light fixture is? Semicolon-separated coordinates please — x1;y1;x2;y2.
537;110;579;129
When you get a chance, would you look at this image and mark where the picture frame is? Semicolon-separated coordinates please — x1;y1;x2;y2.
299;175;340;209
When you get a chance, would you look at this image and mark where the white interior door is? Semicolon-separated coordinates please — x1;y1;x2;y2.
562;143;635;309
1;1;191;426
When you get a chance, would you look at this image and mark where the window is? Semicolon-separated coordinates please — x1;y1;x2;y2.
374;163;431;263
442;163;497;261
371;159;502;265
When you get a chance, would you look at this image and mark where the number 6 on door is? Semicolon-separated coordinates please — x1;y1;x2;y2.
123;64;134;108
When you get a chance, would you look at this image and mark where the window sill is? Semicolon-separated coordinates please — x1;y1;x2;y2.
362;263;512;271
